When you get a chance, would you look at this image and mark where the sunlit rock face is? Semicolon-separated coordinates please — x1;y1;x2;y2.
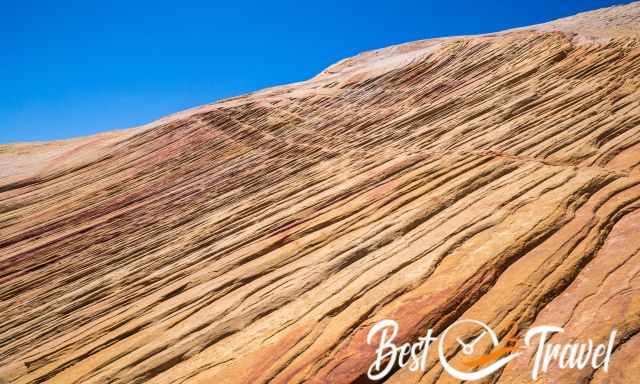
1;2;640;383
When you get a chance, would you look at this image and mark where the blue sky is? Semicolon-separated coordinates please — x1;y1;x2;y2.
2;0;633;143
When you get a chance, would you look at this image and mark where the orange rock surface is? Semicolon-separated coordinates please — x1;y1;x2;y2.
1;3;640;383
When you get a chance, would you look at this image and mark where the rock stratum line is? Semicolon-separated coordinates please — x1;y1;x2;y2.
1;3;640;383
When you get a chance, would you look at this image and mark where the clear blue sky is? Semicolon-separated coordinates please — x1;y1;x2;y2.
2;0;632;144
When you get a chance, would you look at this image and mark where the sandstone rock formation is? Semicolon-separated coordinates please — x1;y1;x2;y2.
1;2;640;383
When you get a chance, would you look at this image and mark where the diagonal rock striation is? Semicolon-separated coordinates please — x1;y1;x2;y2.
1;2;640;383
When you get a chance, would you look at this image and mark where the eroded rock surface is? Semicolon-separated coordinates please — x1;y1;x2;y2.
1;3;640;383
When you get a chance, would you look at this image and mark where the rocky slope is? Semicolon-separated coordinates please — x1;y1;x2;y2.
1;2;640;383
